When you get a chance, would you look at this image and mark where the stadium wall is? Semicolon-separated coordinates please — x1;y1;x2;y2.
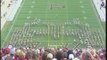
1;0;22;30
1;0;11;30
1;18;6;30
92;0;106;22
6;0;22;21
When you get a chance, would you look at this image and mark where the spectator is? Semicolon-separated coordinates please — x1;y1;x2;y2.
5;56;13;60
10;47;16;58
67;49;74;59
84;51;93;60
31;51;39;60
2;48;11;60
47;53;53;59
1;45;106;60
14;49;27;60
42;51;48;60
68;54;74;60
0;49;2;59
56;51;64;60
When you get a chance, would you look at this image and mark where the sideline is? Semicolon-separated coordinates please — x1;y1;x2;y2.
2;0;26;47
89;0;105;44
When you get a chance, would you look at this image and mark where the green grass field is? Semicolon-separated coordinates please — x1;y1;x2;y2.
1;0;105;48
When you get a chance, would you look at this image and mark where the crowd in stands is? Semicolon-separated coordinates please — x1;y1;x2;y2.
0;45;106;60
100;0;106;9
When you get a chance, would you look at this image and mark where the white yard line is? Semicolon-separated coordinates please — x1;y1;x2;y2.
2;0;26;47
89;0;105;44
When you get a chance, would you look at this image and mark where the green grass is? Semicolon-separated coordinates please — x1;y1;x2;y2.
1;0;105;48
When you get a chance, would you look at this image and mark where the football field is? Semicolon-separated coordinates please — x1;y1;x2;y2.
1;0;105;48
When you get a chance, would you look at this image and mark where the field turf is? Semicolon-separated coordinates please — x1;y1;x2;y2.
1;0;105;48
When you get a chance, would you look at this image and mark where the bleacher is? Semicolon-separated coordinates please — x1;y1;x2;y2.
1;0;11;30
92;0;106;22
6;0;22;21
1;0;22;30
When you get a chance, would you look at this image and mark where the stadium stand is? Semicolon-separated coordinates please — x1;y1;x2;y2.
0;45;106;60
6;0;22;21
1;0;10;30
92;0;106;22
1;0;22;30
1;18;6;31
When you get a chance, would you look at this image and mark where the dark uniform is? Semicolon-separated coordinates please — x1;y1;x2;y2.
100;1;105;9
